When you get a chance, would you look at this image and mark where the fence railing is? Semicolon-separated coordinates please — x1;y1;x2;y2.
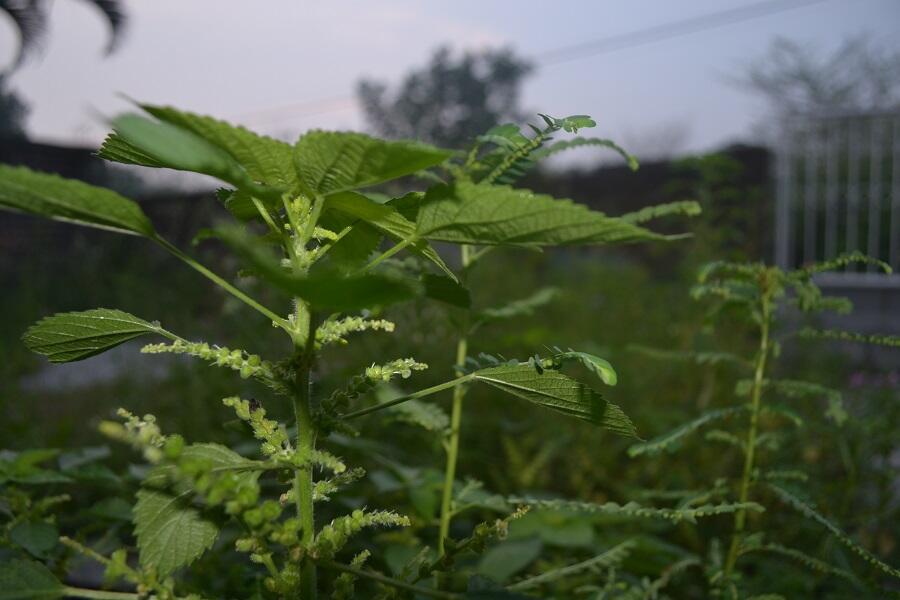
774;110;900;287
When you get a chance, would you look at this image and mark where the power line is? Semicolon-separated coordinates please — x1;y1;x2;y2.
234;0;826;125
535;0;824;65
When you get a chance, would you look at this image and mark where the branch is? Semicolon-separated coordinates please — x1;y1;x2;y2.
340;374;473;420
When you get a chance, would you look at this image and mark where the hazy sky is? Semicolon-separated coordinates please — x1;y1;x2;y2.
1;0;898;157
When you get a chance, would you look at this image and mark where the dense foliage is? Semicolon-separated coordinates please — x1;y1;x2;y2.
0;101;897;599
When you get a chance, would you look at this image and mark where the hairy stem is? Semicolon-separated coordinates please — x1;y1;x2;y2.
438;244;472;556
153;235;288;329
319;561;462;599
725;293;772;575
293;302;318;599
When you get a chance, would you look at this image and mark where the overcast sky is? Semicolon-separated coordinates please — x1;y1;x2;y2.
1;0;898;158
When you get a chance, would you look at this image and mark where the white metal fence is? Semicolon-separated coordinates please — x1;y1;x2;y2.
774;110;900;287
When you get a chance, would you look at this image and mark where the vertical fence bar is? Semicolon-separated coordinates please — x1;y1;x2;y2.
846;119;861;271
867;116;883;272
890;117;900;272
824;118;839;260
803;121;818;265
775;122;793;270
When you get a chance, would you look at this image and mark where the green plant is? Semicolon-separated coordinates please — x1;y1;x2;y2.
0;103;700;598
627;254;900;597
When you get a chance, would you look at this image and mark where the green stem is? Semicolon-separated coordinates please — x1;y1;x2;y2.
62;588;139;600
438;244;472;556
340;374;474;420
319;561;462;599
725;294;772;575
153;235;288;330
360;236;417;273
292;302;318;600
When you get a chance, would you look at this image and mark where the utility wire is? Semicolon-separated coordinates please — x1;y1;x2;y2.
233;0;826;125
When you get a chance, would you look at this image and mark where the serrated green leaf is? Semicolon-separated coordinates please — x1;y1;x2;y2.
96;132;165;168
293;130;452;195
0;559;63;600
140;103;299;190
417;182;674;247
104;114;263;194
471;363;636;436
23;309;175;363
0;164;154;236
9;522;58;559
133;488;218;578
136;444;256;577
324;191;456;280
215;226;417;310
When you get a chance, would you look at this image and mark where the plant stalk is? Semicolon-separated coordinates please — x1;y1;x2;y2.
153;235;288;330
725;293;771;575
340;374;474;420
292;301;318;599
438;244;472;556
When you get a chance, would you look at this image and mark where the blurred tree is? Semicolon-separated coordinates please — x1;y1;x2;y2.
1;0;126;69
0;74;28;138
740;35;900;117
357;46;533;148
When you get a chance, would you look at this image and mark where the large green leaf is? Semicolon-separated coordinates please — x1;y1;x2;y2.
0;164;154;236
0;559;63;600
416;182;673;247
23;309;176;363
136;444;256;577
141;103;300;190
134;489;218;578
471;363;636;436
325;191;456;280
215;226;418;310
102;114;262;193
293;130;453;195
9;522;58;559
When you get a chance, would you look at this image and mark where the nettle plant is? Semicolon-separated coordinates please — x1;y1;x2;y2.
629;256;900;597
0;104;705;598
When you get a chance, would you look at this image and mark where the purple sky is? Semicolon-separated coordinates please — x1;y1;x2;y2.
1;0;898;159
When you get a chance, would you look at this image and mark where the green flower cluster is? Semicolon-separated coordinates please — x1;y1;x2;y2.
311;509;410;560
317;315;396;346
223;396;289;457
365;358;428;382
142;340;275;380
